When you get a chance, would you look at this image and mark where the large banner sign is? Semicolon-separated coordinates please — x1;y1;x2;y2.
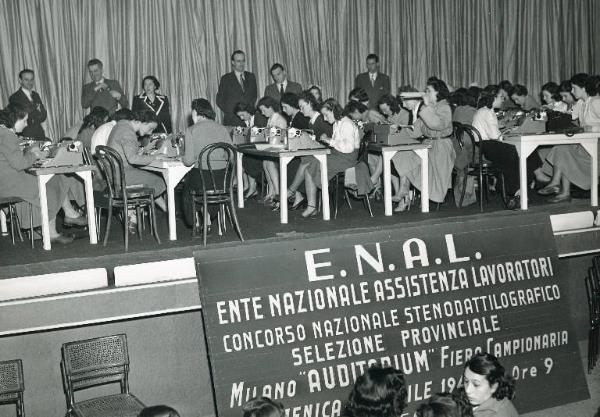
195;213;589;417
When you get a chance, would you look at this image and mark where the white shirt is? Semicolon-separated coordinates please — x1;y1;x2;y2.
279;80;288;92
234;70;245;85
21;87;33;102
472;107;501;141
245;115;255;128
91;121;117;154
330;116;360;153
267;112;287;129
369;72;377;84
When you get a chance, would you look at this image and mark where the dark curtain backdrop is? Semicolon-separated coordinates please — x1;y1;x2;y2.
0;0;598;139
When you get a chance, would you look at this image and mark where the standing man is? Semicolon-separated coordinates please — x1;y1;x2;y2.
81;59;128;114
9;69;47;140
264;63;302;101
354;54;391;109
216;50;257;126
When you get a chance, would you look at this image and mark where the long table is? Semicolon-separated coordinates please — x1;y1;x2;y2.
504;132;599;210
236;146;331;223
368;142;432;215
143;158;193;240
29;165;97;250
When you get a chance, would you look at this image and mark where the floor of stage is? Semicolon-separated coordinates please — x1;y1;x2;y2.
0;189;595;270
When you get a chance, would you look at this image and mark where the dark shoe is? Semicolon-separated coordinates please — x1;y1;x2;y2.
271;201;280;211
51;234;74;244
63;216;88;227
537;184;560;196
506;195;520;210
548;194;572;203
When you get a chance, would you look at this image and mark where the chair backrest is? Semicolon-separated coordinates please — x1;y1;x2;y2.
94;145;128;203
196;142;237;195
356;129;373;163
0;359;24;396
61;334;130;406
457;123;484;166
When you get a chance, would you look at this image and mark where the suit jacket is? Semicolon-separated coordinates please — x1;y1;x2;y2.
132;93;172;133
9;89;47;140
216;71;258;126
81;78;128;114
355;72;391;109
264;80;303;101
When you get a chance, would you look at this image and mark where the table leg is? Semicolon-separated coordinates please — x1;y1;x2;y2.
38;174;53;250
414;148;429;213
315;154;330;221
163;171;178;241
237;152;245;209
513;143;536;210
581;141;598;207
0;210;7;235
382;151;395;216
75;171;97;245
279;156;291;224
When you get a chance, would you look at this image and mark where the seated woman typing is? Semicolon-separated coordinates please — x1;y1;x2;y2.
106;110;166;208
472;85;543;209
257;96;288;204
234;102;260;199
510;84;539;111
391;78;456;211
301;98;360;217
540;73;600;203
0;104;86;244
181;98;232;228
541;81;568;113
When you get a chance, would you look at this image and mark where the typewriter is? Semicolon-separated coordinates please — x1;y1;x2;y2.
370;123;420;145
501;111;546;135
34;140;89;168
144;133;182;157
250;127;269;143
228;126;251;145
284;128;325;151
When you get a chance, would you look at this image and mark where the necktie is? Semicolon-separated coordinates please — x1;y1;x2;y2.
370;74;375;87
280;83;284;95
239;73;245;92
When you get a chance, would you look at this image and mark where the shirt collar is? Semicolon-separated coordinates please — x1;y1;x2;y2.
310;112;320;124
234;70;244;78
279;80;288;89
20;87;33;99
369;72;378;80
95;78;105;85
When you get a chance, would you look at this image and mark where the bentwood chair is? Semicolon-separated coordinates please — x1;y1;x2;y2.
60;334;145;417
189;142;244;246
94;146;161;251
0;359;25;417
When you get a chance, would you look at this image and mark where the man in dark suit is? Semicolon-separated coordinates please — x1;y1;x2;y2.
354;54;391;109
9;69;47;140
216;50;258;126
264;63;302;101
81;58;128;114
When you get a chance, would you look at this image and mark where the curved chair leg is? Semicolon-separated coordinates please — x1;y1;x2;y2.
8;204;16;245
103;205;113;247
191;192;198;237
149;199;161;244
136;205;143;240
478;168;484;212
13;205;24;242
29;202;34;248
364;196;374;217
203;198;209;246
123;207;129;252
228;200;244;242
459;169;468;208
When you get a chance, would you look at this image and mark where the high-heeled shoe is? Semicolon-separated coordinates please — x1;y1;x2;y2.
537;184;560;196
291;195;306;210
548;193;571;203
301;205;318;218
394;195;411;212
245;189;258;199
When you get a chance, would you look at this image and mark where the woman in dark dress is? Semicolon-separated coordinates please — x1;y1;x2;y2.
131;75;172;134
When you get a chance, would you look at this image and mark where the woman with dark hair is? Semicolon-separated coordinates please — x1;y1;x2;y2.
391;78;456;211
281;92;309;129
256;96;287;203
451;88;477;125
345;365;408;417
352;88;387;123
463;353;518;417
510;84;539;111
540;73;600;202
77;107;110;149
0;103;86;244
540;82;568;113
558;80;577;112
107;109;166;209
138;405;180;417
132;75;172;133
243;397;285;417
377;94;410;125
498;81;517;110
301;98;360;217
308;85;323;104
416;391;474;417
181;98;232;228
472;86;544;208
233;102;261;199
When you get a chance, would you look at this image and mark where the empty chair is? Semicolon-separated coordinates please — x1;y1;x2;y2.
0;359;25;417
60;334;144;417
94;146;161;251
187;142;244;246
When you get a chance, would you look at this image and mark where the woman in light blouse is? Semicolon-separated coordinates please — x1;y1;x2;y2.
257;96;287;203
540;73;600;202
391;79;456;211
472;85;543;209
302;98;360;217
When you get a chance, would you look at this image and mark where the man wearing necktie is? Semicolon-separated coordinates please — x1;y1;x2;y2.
216;50;258;126
264;63;302;102
9;69;47;140
81;58;128;115
354;54;391;109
